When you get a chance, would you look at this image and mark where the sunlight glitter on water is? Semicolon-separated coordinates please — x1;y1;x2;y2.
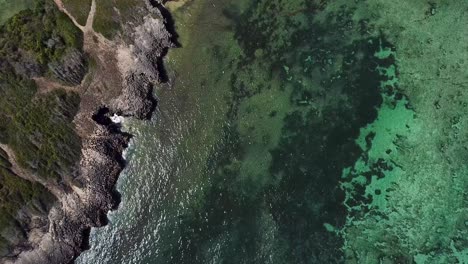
78;0;387;262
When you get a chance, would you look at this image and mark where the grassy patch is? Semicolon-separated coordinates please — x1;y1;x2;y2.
62;0;92;26
0;0;34;25
93;0;121;39
93;0;143;39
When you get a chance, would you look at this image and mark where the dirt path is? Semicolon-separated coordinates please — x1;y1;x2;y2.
4;1;100;198
33;77;77;95
53;0;84;32
38;0;113;98
0;144;64;198
48;0;125;139
84;0;96;33
83;0;115;50
54;0;110;46
53;0;107;44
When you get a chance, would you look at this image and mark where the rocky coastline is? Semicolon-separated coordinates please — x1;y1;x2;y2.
1;1;174;263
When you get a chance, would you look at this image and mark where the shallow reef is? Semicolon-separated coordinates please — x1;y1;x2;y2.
57;0;468;263
152;0;468;263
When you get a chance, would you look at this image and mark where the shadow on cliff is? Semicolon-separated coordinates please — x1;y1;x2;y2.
69;2;182;262
91;106;127;210
87;0;181;236
149;0;181;83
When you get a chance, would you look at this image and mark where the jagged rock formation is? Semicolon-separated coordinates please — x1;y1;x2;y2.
9;127;130;264
1;0;173;263
111;15;172;118
112;73;156;119
48;48;87;85
0;145;56;261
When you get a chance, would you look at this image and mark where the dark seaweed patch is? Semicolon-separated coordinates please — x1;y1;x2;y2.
166;1;399;263
262;34;395;263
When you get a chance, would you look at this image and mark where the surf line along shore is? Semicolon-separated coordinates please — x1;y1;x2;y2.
1;0;176;263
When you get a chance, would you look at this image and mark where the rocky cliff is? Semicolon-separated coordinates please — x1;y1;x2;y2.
48;48;87;86
0;0;173;263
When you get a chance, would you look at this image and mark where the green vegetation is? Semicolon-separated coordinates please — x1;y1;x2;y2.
0;0;82;180
93;0;142;39
0;150;56;252
94;0;121;39
0;0;84;256
0;0;82;65
0;0;34;25
62;0;92;26
0;71;81;179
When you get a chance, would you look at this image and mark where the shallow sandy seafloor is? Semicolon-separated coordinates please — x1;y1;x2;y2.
78;0;467;263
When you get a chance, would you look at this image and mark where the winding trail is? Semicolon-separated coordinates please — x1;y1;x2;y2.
84;0;96;33
33;77;77;94
35;0;102;97
53;0;109;45
53;0;84;31
0;144;64;198
2;1;102;196
44;0;120;135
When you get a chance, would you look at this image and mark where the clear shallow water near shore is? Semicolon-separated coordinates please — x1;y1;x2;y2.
77;0;468;263
76;0;396;263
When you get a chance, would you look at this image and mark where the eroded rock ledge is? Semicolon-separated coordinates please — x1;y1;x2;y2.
3;1;173;263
